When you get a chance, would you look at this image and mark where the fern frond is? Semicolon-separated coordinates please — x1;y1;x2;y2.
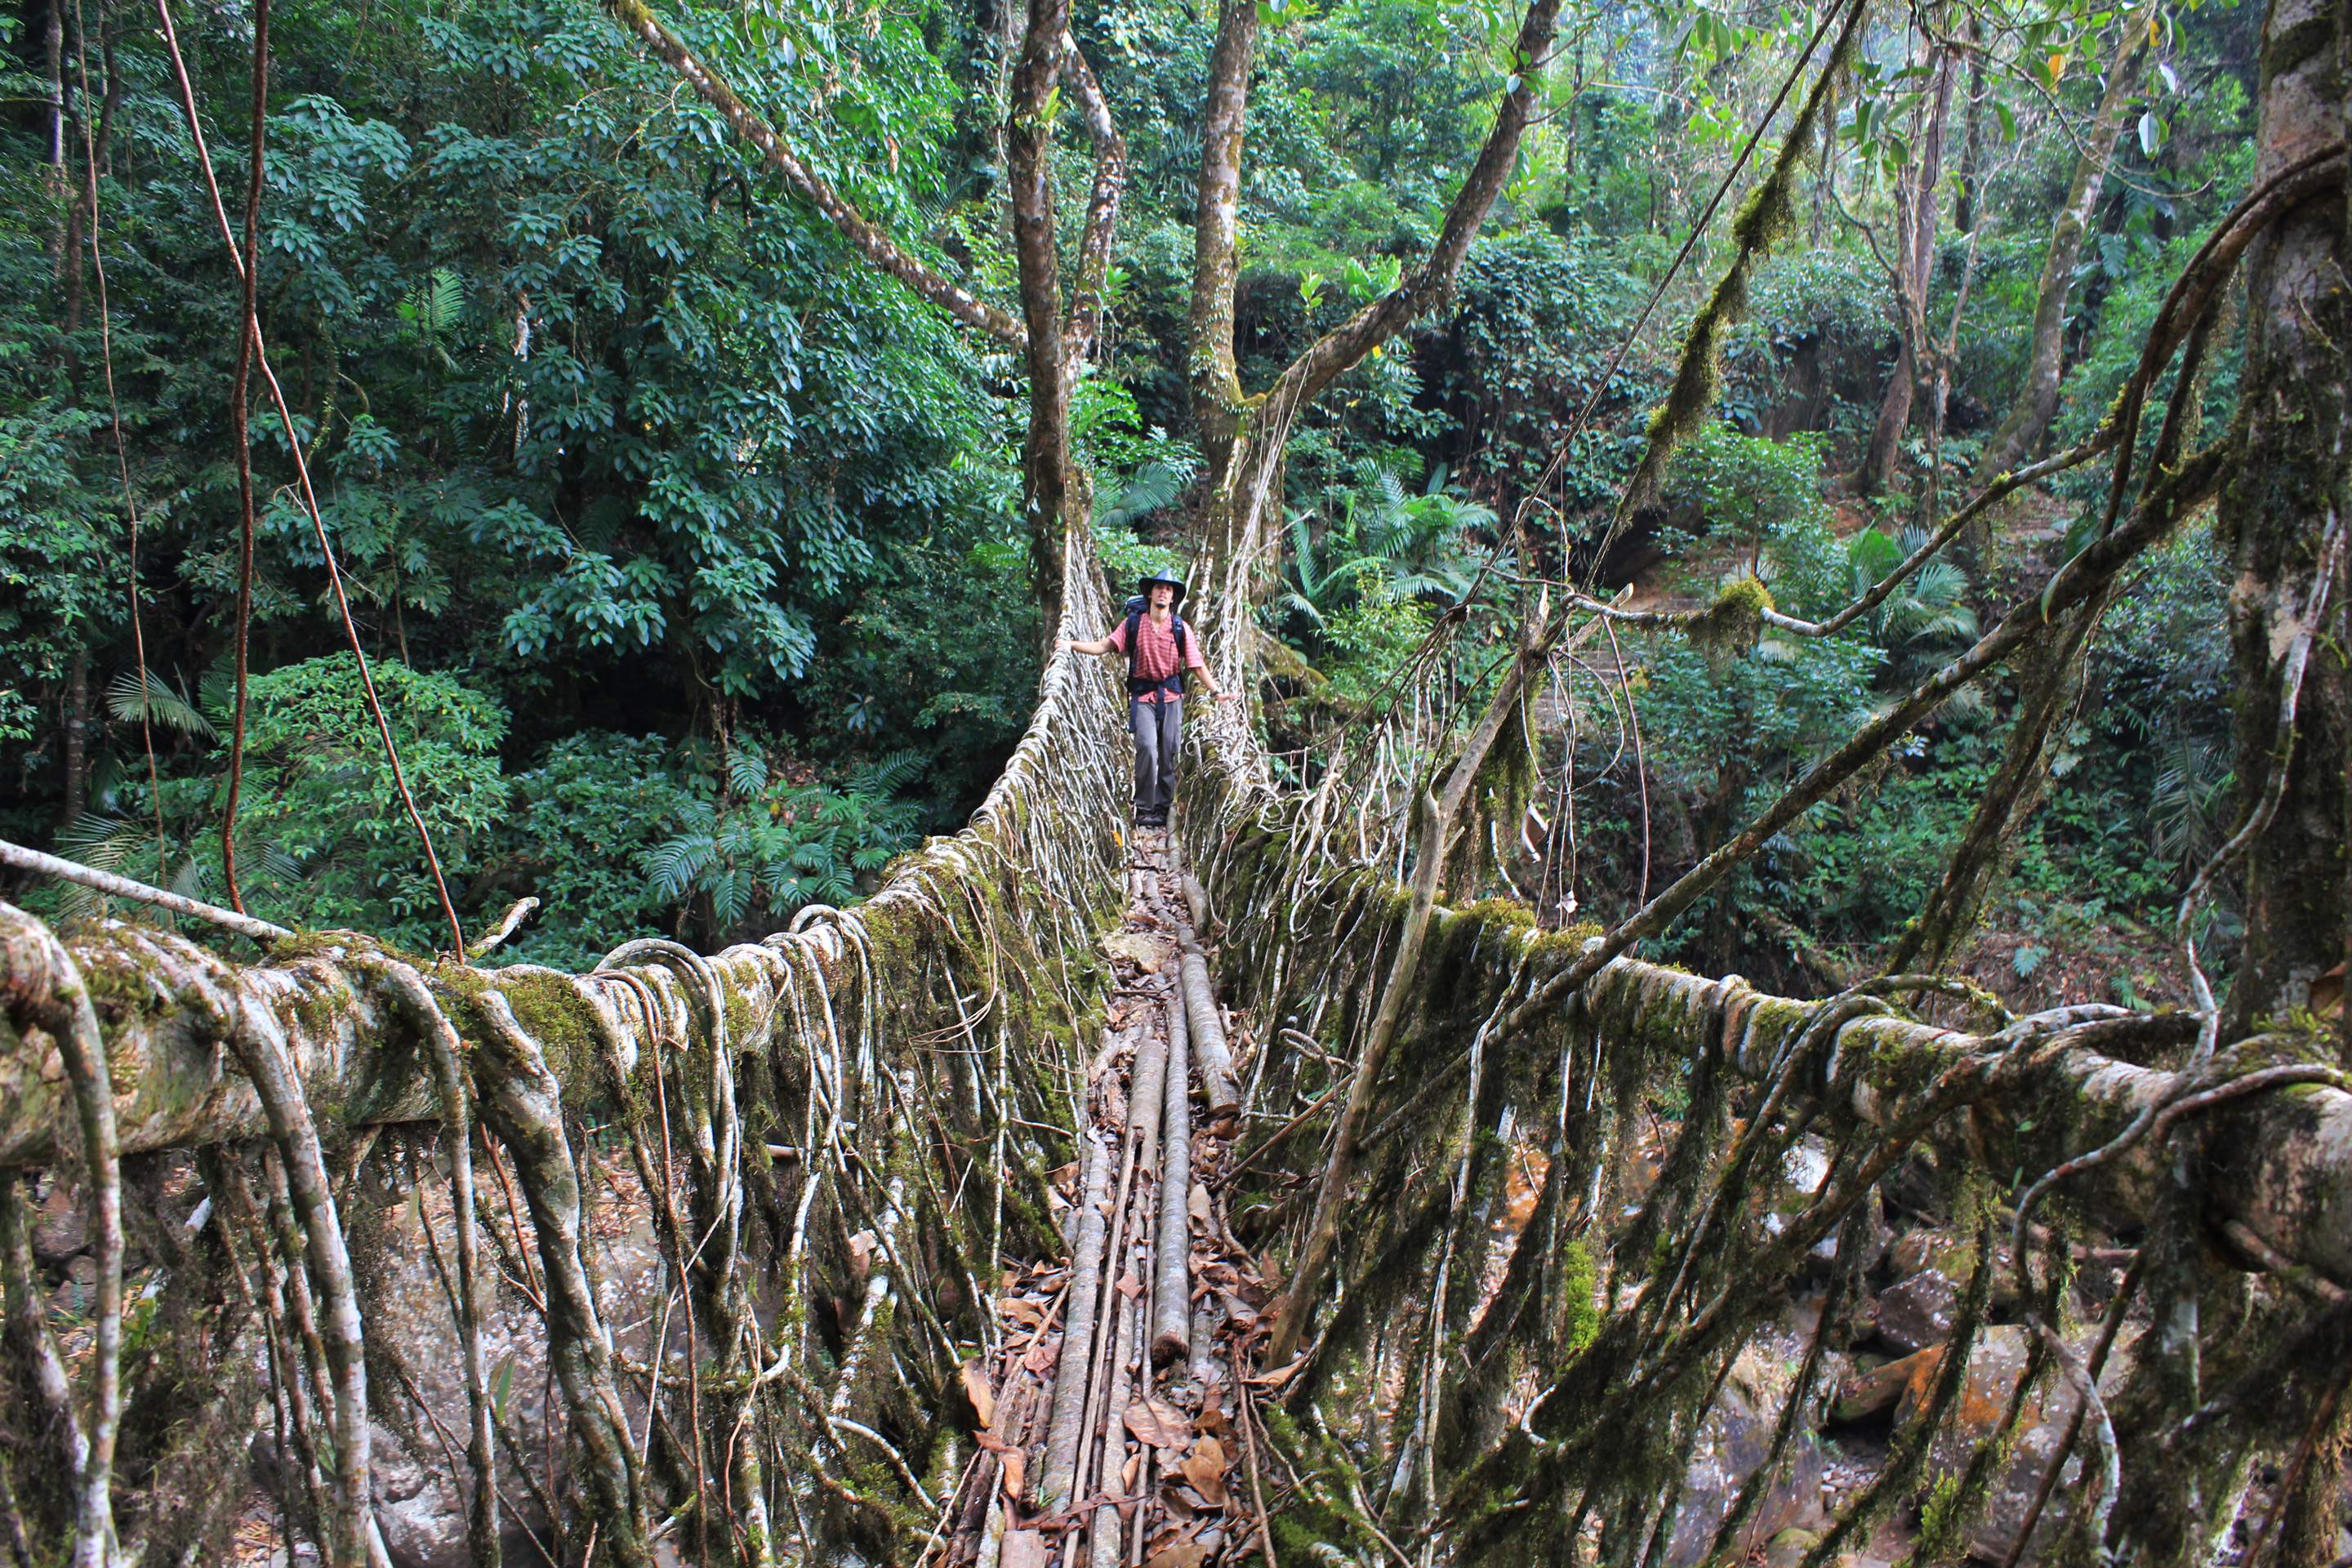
850;749;925;796
726;748;770;798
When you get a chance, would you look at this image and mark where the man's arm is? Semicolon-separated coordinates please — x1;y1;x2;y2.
1183;634;1240;702
1058;635;1117;656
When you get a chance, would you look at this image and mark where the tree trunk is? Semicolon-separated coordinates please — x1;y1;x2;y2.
1855;38;1954;495
1187;0;1259;490
1953;20;1984;234
2212;0;2348;1042
59;651;88;831
1973;12;2149;482
1187;0;1562;617
1007;0;1073;645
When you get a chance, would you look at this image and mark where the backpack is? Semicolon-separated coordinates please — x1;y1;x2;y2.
1121;596;1192;700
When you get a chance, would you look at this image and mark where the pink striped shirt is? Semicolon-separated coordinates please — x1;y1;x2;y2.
1107;612;1207;703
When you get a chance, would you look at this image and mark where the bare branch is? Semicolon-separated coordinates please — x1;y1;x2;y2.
606;0;1027;349
1264;0;1566;413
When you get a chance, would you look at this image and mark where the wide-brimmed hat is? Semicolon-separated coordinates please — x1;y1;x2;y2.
1137;570;1187;606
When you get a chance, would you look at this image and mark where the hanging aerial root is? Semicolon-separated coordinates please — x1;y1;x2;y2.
359;956;500;1567
0;906;122;1568
460;987;654;1567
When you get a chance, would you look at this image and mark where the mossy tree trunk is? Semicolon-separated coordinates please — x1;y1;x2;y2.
1854;28;1954;497
2212;0;2350;1045
1973;11;2153;484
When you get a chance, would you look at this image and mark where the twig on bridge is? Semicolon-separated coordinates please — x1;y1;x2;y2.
0;837;290;942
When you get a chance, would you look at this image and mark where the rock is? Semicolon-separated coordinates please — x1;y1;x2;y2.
1891;1325;2110;1566
372;1421;470;1568
1871;1269;1960;1354
31;1179;86;1267
1886;1226;2021;1305
1762;1528;1823;1567
340;1174;667;1568
1833;1348;1939;1423
1663;1332;1829;1566
1104;930;1176;972
54;1252;98;1316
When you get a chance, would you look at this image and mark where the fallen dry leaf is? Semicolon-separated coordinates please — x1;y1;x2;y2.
1000;1297;1045;1330
1118;1270;1144;1299
1123;1395;1190;1450
1188;1183;1212;1223
959;1359;996;1431
1193;1386;1227;1436
1245;1356;1303;1391
999;1447;1027;1502
1143;1544;1209;1568
1180;1437;1228;1507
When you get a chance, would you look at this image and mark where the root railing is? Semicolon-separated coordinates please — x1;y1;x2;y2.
0;529;1134;1566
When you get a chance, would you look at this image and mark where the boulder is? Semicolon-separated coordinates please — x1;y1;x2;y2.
1663;1331;1829;1566
327;1173;667;1568
1891;1325;2100;1566
371;1421;468;1568
31;1178;86;1267
1871;1269;1960;1355
1833;1349;1936;1423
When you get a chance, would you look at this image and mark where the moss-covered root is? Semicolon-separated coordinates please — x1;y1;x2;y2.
462;987;654;1567
1;905;124;1568
357;956;501;1567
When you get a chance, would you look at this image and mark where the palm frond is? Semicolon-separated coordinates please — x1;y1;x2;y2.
1097;461;1186;528
109;669;218;741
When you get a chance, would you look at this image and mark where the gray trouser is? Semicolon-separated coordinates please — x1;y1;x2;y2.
1129;697;1182;820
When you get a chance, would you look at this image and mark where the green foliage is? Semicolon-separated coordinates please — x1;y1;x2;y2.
1662;426;1844;612
644;746;924;942
488;733;703;969
1843;525;1981;689
227;657;510;946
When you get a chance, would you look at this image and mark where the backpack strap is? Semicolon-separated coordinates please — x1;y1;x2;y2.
1122;604;1189;700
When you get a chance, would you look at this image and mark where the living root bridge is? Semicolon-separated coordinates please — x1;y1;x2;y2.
1227;854;2352;1282
0;531;1137;1566
1176;719;2352;1560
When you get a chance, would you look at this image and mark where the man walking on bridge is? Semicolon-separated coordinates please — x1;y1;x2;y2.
1060;571;1237;828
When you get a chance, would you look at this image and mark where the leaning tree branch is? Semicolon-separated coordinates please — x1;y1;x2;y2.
1264;0;1566;414
605;0;1027;349
1060;29;1125;365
